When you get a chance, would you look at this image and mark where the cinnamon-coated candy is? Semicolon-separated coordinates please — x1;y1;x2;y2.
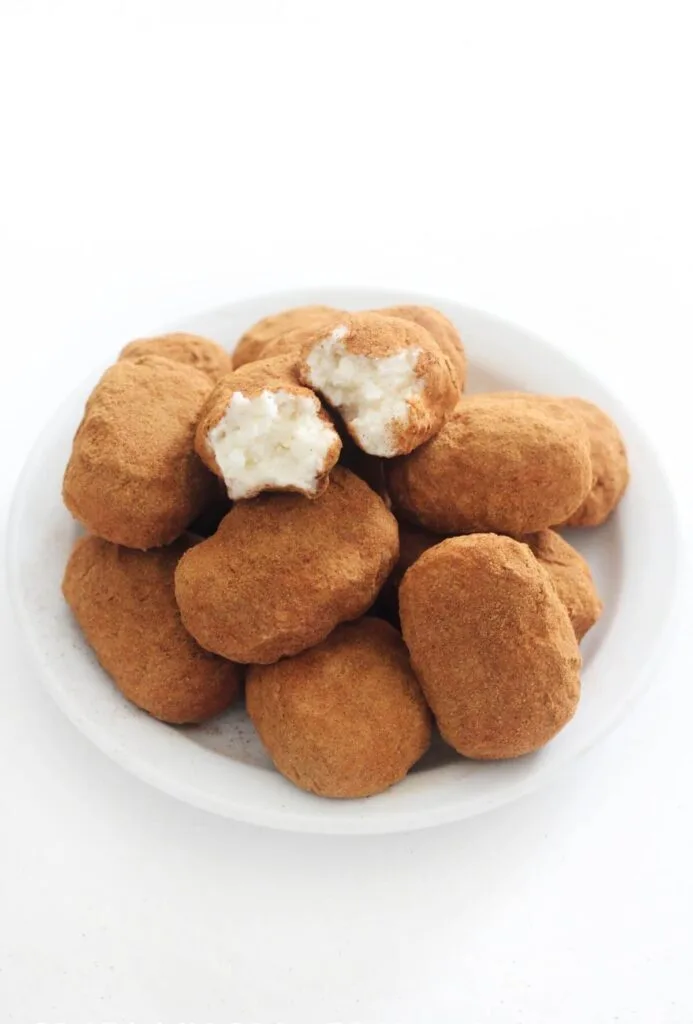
119;332;232;382
399;534;581;759
523;529;603;640
246;618;431;798
174;467;398;664
299;312;458;457
63;356;216;549
63;536;241;723
387;393;592;534
561;397;629;526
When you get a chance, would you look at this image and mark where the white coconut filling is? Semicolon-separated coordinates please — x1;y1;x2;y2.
208;389;336;500
304;327;424;456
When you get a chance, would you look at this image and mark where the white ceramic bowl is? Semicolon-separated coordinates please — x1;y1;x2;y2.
7;288;680;833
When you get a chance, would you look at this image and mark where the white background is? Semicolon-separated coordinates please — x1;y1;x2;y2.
1;2;692;1022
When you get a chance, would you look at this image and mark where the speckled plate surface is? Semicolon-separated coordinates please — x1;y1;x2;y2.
6;288;681;833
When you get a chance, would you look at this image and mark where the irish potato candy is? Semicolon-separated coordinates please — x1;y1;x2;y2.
387;393;593;535
58;302;628;803
174;467;399;664
63;536;241;724
63;355;216;549
399;535;582;759
247;619;431;798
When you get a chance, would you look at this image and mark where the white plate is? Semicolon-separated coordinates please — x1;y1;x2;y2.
7;288;681;833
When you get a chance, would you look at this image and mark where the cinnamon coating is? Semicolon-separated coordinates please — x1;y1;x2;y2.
522;529;603;640
174;467;399;664
560;397;629;526
63;535;241;723
246;618;431;798
119;332;232;382
387;393;592;534
399;534;581;759
63;355;216;549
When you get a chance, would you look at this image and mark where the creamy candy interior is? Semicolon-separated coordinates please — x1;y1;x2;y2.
304;325;424;457
208;389;337;500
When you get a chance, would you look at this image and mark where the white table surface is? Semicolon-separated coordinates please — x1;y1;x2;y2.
2;4;692;1022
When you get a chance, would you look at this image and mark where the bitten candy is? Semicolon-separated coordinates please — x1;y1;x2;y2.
299;312;458;457
195;357;341;500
